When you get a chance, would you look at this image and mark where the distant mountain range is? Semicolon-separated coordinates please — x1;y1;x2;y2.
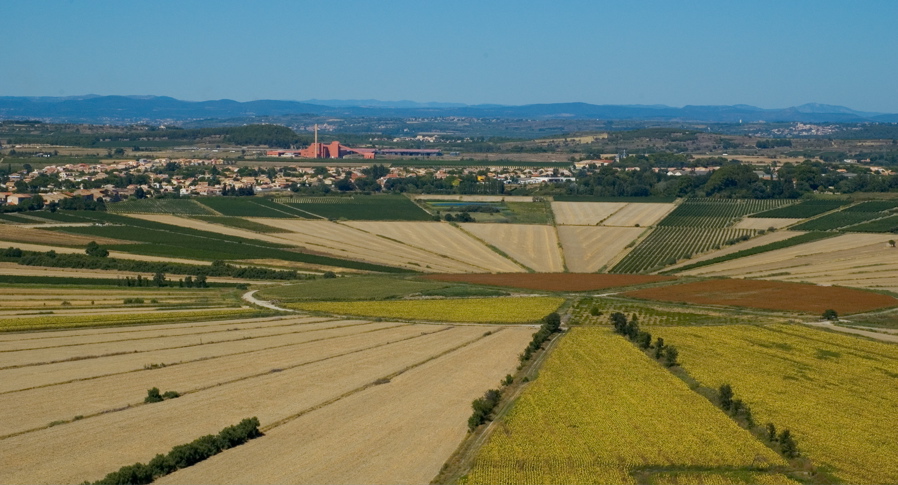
1;95;896;124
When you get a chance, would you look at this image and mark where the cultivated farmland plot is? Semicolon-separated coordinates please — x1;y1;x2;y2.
600;202;676;227
462;327;786;484
556;226;644;273
550;202;626;225
658;199;793;228
345;221;523;273
649;324;898;484
107;198;217;216
459;223;565;273
158;327;533;485
662;230;805;272
612;227;756;274
732;217;802;230
0;323;531;484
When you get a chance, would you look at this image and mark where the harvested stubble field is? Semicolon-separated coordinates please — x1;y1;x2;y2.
557;226;644;273
344;221;523;273
0;322;532;484
250;219;483;273
0;307;269;333
550;201;626;225
286;297;565;323
600;202;676;227
648;324;898;484
461;327;785;485
732;217;802;230
158;325;533;485
623;278;898;314
422;273;674;292
459;223;564;272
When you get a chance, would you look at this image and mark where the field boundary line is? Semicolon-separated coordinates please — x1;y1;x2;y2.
260;326;504;432
0;323;443;440
453;224;533;272
0;319;383;371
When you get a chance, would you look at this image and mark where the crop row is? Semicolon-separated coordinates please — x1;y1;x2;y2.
612;227;756;273
0;308;271;332
107;199;216;216
461;327;783;484
843;214;898;233
840;200;898;212
668;231;834;273
570;298;769;327
749;199;847;219
285;297;564;323
791;211;886;231
284;196;433;221
195;197;310;218
273;197;352;204
648;324;898;484
659;199;793;228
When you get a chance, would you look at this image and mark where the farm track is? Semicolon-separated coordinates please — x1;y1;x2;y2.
157;326;534;485
0;325;503;484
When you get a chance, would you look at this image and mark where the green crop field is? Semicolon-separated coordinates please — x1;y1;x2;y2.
841;200;898;212
0;213;37;223
791;211;887;231
21;211;95;223
107;198;217;215
658;199;792;228
749;199;847;218
191;216;291;233
195;197;310;218
612;227;756;273
284;195;432;221
257;276;452;301
843;214;898;233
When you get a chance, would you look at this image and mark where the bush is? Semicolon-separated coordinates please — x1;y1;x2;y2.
822;309;838;321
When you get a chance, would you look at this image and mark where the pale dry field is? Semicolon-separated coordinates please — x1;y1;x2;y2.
250;219;481;273
550;202;626;225
0;317;351;369
601;203;676;227
557;226;644;273
460;223;565;272
732;217;802;230
0;321;414;438
126;214;292;245
664;230;805;272
0;325;511;484
345;221;522;273
0;262;252;284
682;234;895;279
159;327;533;485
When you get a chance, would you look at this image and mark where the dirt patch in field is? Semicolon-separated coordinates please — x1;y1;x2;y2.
421;273;675;292
622;279;898;314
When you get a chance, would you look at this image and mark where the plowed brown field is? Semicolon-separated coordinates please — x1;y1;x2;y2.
622;279;898;314
422;273;674;292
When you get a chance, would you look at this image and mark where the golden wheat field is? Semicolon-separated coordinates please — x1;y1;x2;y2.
556;226;643;272
461;327;785;485
551;201;626;225
458;223;565;272
647;324;898;484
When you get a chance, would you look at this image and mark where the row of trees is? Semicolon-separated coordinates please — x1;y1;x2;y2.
610;312;679;367
719;384;799;458
90;417;262;485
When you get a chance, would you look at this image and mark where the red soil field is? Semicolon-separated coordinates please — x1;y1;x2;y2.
421;273;675;292
622;279;898;314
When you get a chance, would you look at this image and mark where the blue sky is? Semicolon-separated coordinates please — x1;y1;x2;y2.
3;0;897;111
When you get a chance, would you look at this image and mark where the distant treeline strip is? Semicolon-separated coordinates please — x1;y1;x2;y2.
0;247;304;280
0;274;236;287
663;231;834;274
88;417;262;485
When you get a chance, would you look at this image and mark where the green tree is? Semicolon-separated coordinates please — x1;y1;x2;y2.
822;309;838;321
719;383;734;411
664;346;679;367
779;429;799;458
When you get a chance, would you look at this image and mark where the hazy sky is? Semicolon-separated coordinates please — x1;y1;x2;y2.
3;0;897;111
